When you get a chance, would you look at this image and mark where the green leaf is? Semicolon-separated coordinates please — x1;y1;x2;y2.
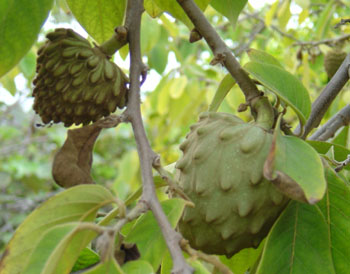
264;125;327;203
277;0;291;31
220;242;264;274
141;14;161;55
169;76;188;99
72;247;100;272
314;1;336;39
244;61;311;125
153;0;210;28
208;73;235;112
83;258;124;274
144;0;162;18
23;223;98;274
331;126;349;147
122;260;154;274
256;201;336;274
149;45;168;74
66;0;126;43
0;0;53;78
125;198;186;271
246;49;283;68
307;140;350;170
0;185;115;274
19;50;37;79
210;0;248;27
317;164;350;274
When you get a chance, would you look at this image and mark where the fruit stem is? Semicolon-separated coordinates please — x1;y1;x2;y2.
99;26;128;56
251;96;275;130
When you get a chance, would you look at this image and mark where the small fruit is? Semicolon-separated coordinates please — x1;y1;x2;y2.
324;49;347;79
32;28;129;126
177;112;289;257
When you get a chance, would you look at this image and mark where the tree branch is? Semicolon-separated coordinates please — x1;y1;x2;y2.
301;54;350;138
309;104;350;141
176;0;263;104
124;1;193;273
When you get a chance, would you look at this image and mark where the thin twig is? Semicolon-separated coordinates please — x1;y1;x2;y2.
293;34;350;48
123;1;193;273
300;54;350;138
335;154;350;172
309;105;350;141
152;156;194;206
176;0;261;103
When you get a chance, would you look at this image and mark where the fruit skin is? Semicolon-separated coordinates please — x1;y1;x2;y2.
32;28;128;127
176;112;289;257
324;50;347;79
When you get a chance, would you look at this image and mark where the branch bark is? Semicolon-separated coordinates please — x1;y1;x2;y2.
301;54;350;138
124;1;193;273
309;104;350;141
176;0;262;103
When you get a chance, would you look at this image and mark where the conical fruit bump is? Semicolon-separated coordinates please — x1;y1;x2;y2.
176;112;289;257
32;28;128;127
324;50;347;79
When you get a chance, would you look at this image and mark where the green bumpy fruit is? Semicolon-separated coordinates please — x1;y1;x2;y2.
176;112;289;257
324;50;347;79
32;28;128;127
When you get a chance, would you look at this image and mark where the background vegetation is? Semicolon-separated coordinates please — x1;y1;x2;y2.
0;0;350;273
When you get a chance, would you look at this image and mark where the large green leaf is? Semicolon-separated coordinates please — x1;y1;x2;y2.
0;0;53;78
317;165;350;274
256;201;336;274
244;61;311;125
153;0;210;28
125;198;186;272
83;258;124;274
72;247;100;272
0;185;115;274
122;260;154;274
23;223;98;274
209;73;236;112
66;0;126;43
247;49;283;68
210;0;248;26
220;242;264;274
264;126;327;204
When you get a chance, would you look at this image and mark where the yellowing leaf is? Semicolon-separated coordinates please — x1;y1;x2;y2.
144;0;162;18
264;0;278;27
169;76;188;99
277;0;291;30
298;8;309;25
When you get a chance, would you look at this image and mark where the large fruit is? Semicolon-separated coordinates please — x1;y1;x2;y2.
324;49;347;79
176;112;289;257
32;28;128;127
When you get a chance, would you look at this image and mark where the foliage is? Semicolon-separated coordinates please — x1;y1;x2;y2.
1;0;350;273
